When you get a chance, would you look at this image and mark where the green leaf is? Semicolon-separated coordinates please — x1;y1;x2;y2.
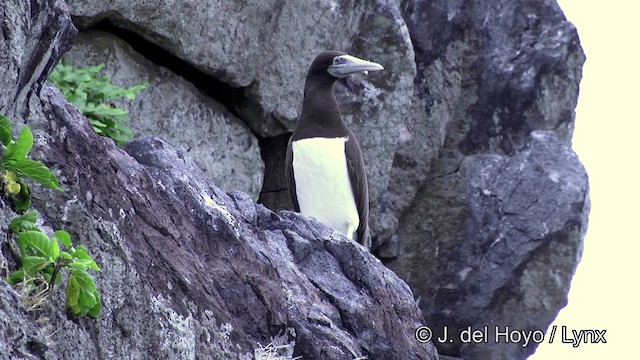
9;269;26;285
21;256;51;276
89;118;108;128
0;114;11;145
123;83;149;100
42;272;52;284
15;179;31;211
12;159;62;191
54;271;63;284
10;210;39;233
86;64;105;75
91;126;104;134
54;230;72;249
72;246;101;271
4;126;33;161
67;89;88;109
50;236;60;260
67;269;100;317
92;104;127;117
111;121;133;131
106;130;132;144
66;272;80;312
69;261;88;270
59;251;73;260
18;231;51;257
88;296;101;318
47;62;144;148
74;269;97;293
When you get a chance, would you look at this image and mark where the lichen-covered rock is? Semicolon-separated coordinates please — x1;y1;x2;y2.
61;30;264;200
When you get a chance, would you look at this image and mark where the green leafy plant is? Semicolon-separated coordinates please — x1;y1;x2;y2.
9;211;102;318
48;62;148;147
0;114;62;211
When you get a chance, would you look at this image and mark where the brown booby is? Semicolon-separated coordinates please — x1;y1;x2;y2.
285;51;384;249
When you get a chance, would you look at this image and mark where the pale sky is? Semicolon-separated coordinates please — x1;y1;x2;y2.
529;1;639;358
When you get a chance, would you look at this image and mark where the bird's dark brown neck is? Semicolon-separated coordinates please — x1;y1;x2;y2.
293;77;348;140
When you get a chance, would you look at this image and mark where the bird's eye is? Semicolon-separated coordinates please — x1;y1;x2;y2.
333;56;347;65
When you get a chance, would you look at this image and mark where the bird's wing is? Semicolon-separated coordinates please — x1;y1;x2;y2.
285;136;300;212
345;135;371;249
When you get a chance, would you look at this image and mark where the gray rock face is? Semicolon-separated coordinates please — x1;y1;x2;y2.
374;0;589;359
390;131;588;359
377;0;585;250
0;280;49;359
0;0;76;119
61;30;264;200
18;84;437;359
0;0;590;359
400;0;581;231
65;0;416;203
1;2;438;358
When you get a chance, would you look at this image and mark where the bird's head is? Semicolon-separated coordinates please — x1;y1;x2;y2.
306;51;384;82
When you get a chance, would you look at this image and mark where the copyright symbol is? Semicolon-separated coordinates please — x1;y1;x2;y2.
415;326;432;343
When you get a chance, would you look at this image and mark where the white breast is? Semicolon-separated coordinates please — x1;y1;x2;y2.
292;137;359;239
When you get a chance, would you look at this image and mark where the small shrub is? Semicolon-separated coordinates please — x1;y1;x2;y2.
9;211;102;318
0;114;62;211
49;62;148;147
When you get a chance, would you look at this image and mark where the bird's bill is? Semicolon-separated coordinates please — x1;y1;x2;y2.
327;54;384;78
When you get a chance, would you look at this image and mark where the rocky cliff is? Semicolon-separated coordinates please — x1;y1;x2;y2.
0;0;588;359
